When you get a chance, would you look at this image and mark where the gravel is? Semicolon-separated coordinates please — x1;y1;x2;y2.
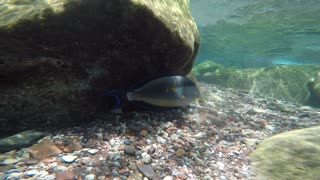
0;82;319;179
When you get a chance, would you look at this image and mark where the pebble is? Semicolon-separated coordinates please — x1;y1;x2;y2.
56;171;76;180
163;175;174;180
148;147;155;154
85;174;95;180
2;82;318;179
128;162;138;170
141;152;152;164
63;142;82;153
28;139;62;160
81;157;91;165
127;172;143;180
170;133;179;140
35;170;49;178
26;169;39;176
194;132;206;139
2;158;19;165
156;136;166;144
243;138;258;146
137;165;157;179
124;138;131;145
176;148;186;157
87;149;99;155
139;129;149;137
44;174;56;180
53;165;68;172
124;145;136;156
7;172;22;179
266;125;276;132
24;158;39;165
109;139;117;147
61;155;77;163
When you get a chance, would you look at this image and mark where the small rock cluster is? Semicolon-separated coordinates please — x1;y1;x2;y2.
0;82;319;179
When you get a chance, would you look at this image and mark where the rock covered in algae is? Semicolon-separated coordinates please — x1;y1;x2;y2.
306;71;320;107
192;61;320;105
251;126;320;179
0;130;45;153
0;0;199;135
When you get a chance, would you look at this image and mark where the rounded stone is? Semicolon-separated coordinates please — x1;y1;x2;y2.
141;152;152;164
124;145;136;156
61;155;77;163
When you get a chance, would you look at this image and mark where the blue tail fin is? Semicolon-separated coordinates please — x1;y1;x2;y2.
100;90;128;109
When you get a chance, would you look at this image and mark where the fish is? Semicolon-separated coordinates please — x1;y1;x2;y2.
101;75;200;110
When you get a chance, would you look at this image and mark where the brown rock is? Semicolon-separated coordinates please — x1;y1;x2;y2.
28;139;62;160
178;167;187;179
176;148;186;157
139;129;149;137
56;171;76;180
24;158;39;165
257;119;268;126
138;139;147;146
63;142;82;153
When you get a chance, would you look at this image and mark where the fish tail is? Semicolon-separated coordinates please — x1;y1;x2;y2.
100;90;128;108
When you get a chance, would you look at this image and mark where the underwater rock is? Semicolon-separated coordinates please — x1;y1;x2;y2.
28;139;62;160
0;130;45;153
251;126;320;179
137;164;158;179
306;72;320;107
193;61;320;106
61;155;77;163
0;0;199;135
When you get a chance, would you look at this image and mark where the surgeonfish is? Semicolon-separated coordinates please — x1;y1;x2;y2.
102;75;200;109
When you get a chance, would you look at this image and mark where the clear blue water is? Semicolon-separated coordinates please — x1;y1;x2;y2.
190;0;320;68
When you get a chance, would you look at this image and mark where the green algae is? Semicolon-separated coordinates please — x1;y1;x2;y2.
193;60;320;104
0;130;45;153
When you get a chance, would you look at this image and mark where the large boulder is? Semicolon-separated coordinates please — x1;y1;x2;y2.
251;126;320;179
0;0;199;136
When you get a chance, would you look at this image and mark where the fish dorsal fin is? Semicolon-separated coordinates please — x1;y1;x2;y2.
128;73;184;92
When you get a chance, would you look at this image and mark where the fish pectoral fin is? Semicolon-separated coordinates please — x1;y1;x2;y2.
170;87;177;93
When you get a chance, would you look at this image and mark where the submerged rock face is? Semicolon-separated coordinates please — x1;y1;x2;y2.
251;126;320;179
0;130;45;153
0;0;199;135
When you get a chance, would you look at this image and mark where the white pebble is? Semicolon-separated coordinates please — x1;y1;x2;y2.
194;132;206;139
53;165;68;172
163;122;173;128
85;174;96;180
26;169;39;176
44;175;56;180
266;125;275;132
62;155;77;163
217;161;225;170
170;133;179;140
156;136;166;144
35;170;49;178
141;152;152;164
163;176;174;180
109;139;116;147
7;172;23;179
87;149;99;155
